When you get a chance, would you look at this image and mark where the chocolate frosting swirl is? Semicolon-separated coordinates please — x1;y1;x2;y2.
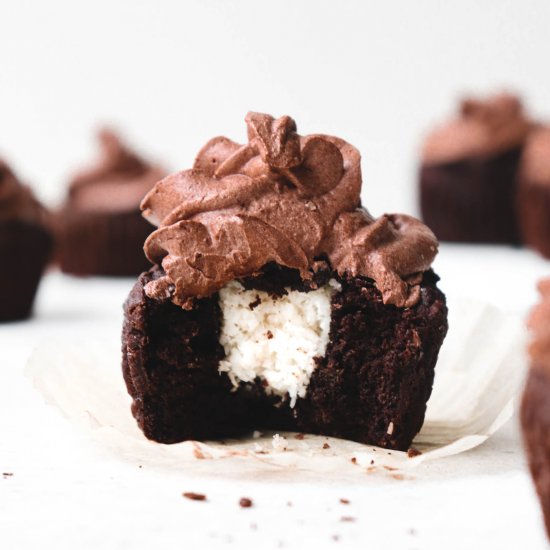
0;159;49;226
142;112;438;309
529;278;550;369
65;129;165;213
422;93;531;165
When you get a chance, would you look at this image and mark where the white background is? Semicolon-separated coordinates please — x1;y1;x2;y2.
2;1;550;215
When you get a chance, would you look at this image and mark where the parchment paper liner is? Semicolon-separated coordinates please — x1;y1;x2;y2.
26;298;527;481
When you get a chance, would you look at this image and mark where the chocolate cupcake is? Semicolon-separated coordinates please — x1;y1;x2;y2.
122;113;448;450
518;127;550;259
57;130;165;276
419;93;531;244
0;160;53;321
521;278;550;538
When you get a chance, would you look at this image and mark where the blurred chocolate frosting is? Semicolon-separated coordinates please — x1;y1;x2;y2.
0;160;49;226
422;93;531;165
529;278;550;368
520;127;550;186
142;112;438;309
65;129;165;213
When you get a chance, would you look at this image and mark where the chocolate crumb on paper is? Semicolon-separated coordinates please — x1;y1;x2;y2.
323;442;330;449
339;498;350;505
266;330;274;339
340;516;356;523
182;492;207;501
350;457;357;464
294;433;305;440
2;472;13;478
407;447;422;458
239;497;253;508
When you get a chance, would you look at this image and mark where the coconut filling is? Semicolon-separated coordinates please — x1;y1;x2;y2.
218;279;341;407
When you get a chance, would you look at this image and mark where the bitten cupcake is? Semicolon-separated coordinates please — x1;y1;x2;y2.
521;278;550;538
419;93;531;244
57;130;165;276
0;159;53;321
518;127;550;259
122;112;448;451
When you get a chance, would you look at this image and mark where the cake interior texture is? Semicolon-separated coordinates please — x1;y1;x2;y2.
122;263;448;451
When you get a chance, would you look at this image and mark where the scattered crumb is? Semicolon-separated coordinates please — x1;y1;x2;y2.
272;434;288;451
323;443;330;449
249;295;261;310
383;466;398;472
294;433;305;440
387;422;394;435
366;466;377;473
350;457;357;465
392;474;406;481
138;465;142;469
331;534;340;542
340;516;356;523
408;528;417;536
252;430;262;439
339;498;350;505
239;497;253;508
407;447;422;458
2;473;13;478
370;459;375;465
287;501;293;507
266;330;274;339
182;492;207;501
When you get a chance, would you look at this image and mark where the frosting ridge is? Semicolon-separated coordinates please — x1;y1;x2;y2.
142;113;438;308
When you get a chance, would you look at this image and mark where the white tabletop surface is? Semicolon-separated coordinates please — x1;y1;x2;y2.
2;243;550;550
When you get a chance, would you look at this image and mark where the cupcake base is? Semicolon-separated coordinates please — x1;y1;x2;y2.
0;220;52;322
57;209;153;276
122;264;448;451
420;147;522;244
521;364;550;538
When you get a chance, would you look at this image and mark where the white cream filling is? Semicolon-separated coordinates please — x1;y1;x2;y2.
218;279;340;407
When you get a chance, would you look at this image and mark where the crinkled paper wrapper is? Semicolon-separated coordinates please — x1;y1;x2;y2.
26;299;527;481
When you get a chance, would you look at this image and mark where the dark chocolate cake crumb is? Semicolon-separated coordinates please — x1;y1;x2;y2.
339;498;350;505
331;534;340;542
323;443;330;449
182;492;207;501
294;433;305;440
2;472;13;478
350;457;357;465
407;447;422;458
266;330;274;339
286;501;293;507
340;516;356;523
249;295;261;310
239;497;253;508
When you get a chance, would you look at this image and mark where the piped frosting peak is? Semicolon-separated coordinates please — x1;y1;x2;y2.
142;112;438;309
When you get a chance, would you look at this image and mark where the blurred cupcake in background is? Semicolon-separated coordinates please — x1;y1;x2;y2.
419;93;531;244
56;130;165;276
518;127;550;259
521;277;550;538
0;159;53;322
